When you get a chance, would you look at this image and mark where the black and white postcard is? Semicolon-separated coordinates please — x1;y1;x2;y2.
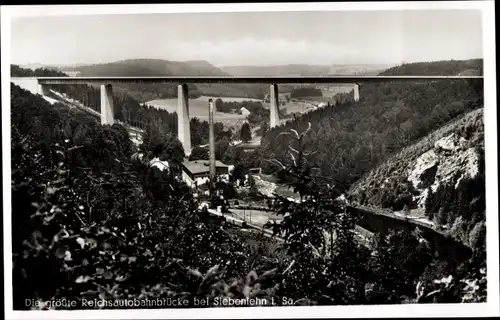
1;1;498;319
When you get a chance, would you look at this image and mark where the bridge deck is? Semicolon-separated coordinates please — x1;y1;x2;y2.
35;75;484;85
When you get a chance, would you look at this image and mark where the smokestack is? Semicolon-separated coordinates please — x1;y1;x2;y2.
208;99;216;185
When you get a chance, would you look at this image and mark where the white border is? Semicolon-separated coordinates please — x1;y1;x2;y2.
1;1;495;16
1;1;498;319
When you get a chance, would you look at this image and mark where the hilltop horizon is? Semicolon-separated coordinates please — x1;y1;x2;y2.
15;57;483;75
16;57;484;70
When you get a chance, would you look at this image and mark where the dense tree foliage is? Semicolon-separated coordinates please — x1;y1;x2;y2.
188;138;231;162
222;147;263;169
257;120;269;137
379;59;483;76
140;120;185;171
349;107;484;211
424;145;486;250
189;118;233;147
196;83;270;99
290;87;323;98
11;84;277;309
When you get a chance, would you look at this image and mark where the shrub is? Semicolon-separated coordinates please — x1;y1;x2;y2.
468;221;486;251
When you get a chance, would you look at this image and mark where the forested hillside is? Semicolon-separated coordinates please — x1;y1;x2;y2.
346;59;485;236
379;59;483;76
10;83;487;308
261;79;482;191
349;109;485;249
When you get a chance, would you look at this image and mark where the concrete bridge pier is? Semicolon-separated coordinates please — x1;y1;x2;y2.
208;99;216;183
353;83;360;102
100;84;115;125
177;84;192;156
37;83;51;96
269;84;280;128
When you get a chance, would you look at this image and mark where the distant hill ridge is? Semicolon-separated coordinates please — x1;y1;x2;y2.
72;59;230;77
20;59;230;77
19;58;483;77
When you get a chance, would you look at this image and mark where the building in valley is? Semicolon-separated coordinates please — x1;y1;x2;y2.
240;106;251;117
181;159;233;189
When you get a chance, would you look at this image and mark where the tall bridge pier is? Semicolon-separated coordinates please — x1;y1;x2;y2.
177;84;192;156
37;83;51;96
354;83;360;102
269;84;280;128
100;84;115;125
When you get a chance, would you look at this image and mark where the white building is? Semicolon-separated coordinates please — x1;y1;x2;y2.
149;157;169;172
240;107;251;117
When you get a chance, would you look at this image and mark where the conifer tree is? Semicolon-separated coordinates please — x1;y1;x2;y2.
240;122;252;142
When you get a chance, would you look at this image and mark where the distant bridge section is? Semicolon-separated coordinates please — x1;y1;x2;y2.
19;75;483;156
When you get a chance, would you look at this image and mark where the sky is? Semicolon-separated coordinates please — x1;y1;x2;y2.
10;9;483;67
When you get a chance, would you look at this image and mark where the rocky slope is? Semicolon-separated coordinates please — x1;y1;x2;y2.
349;108;484;213
408;131;481;208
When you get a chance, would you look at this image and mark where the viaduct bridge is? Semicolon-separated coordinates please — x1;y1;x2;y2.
11;75;480;261
20;75;483;157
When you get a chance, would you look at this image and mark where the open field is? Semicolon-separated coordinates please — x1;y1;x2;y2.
262;100;319;116
146;95;259;121
320;85;354;98
147;95;324;130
